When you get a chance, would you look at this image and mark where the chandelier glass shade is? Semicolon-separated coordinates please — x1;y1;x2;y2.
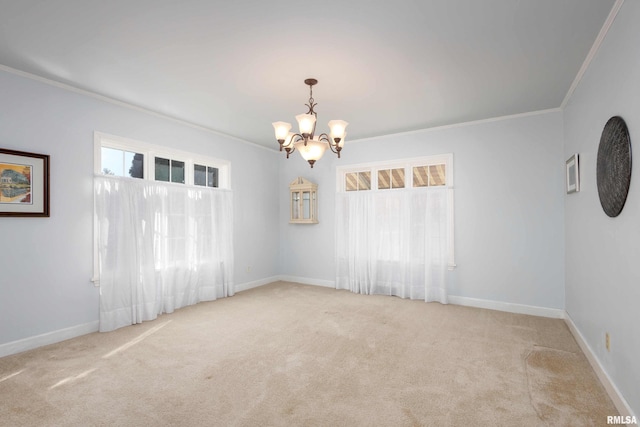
272;78;348;168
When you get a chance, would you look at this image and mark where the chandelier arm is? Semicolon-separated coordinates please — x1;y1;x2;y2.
285;144;295;158
295;133;308;147
319;133;340;154
285;145;295;158
318;133;333;148
282;134;303;148
284;134;304;157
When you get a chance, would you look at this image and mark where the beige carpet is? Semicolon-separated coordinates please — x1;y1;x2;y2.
0;281;618;426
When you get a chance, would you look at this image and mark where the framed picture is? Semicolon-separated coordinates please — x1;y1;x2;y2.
0;148;50;217
566;153;580;194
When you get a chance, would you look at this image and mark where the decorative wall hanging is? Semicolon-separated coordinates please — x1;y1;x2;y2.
566;153;580;194
596;116;631;217
0;148;50;217
289;177;318;224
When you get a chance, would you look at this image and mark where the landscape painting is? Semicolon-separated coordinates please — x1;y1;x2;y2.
0;162;32;204
0;148;49;217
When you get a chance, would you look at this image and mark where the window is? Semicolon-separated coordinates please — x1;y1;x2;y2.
94;132;230;188
336;154;455;274
413;164;446;187
338;154;452;192
345;171;371;191
378;168;405;190
100;147;144;178
194;164;219;188
154;157;185;184
93;132;231;286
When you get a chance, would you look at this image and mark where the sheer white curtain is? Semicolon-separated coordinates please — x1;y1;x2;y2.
95;175;234;332
335;187;452;303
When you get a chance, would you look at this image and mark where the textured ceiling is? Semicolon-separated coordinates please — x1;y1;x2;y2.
0;0;617;149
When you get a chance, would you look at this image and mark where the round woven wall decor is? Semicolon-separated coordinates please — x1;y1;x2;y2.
596;116;632;218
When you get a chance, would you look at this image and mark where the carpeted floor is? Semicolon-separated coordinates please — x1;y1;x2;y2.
0;281;618;426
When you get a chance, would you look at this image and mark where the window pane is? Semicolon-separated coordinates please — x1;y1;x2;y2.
391;168;405;189
155;157;170;182
346;172;358;191
303;191;310;219
413;166;429;187
125;152;144;178
171;160;185;184
207;167;219;188
292;192;300;219
346;171;371;191
358;172;371;190
194;164;206;186
101;147;124;176
429;164;446;186
378;170;390;190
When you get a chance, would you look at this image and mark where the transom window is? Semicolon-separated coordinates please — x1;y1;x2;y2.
94;132;230;189
337;154;452;192
412;164;446;187
194;164;219;188
345;171;371;191
378;168;405;190
155;157;185;184
100;147;144;178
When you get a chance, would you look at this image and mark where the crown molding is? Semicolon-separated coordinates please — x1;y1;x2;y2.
0;64;277;153
348;108;562;145
561;0;625;109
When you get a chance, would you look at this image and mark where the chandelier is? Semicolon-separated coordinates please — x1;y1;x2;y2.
272;78;348;168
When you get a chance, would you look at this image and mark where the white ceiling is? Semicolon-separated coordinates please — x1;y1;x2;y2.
0;0;617;149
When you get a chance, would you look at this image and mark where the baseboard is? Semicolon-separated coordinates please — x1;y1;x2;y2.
234;276;282;293
236;275;336;292
564;313;635;419
276;275;335;289
1;278;285;358
447;295;565;319
0;321;99;358
0;283;566;361
239;277;564;319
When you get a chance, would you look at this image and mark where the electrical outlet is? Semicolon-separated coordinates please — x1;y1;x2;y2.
606;332;610;351
247;266;251;272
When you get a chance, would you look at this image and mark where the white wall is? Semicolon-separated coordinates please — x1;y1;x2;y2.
2;13;634;413
279;111;566;310
563;0;640;415
277;151;337;286
0;69;280;346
